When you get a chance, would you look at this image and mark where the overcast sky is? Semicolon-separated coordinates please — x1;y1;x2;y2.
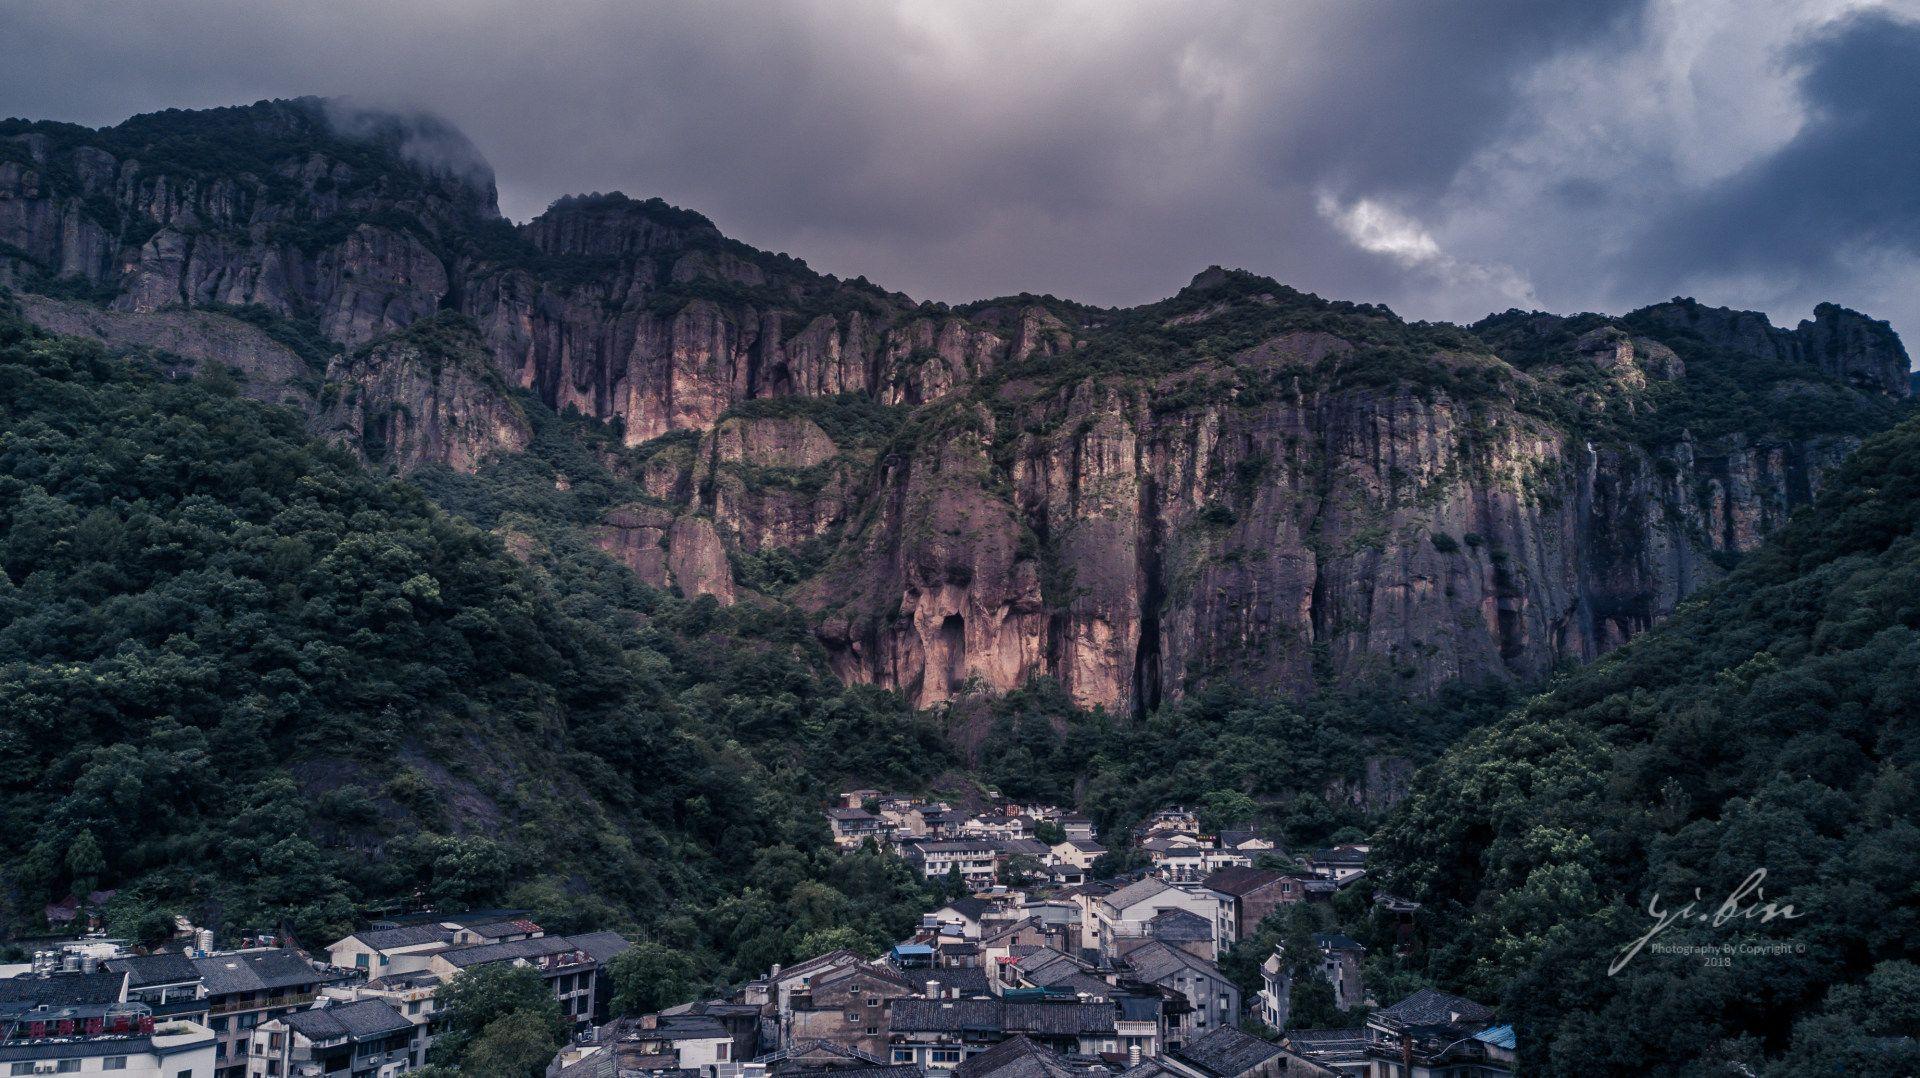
4;0;1918;347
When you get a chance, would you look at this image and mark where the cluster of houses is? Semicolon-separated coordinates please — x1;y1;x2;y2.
539;796;1508;1078
552;874;1510;1078
0;911;632;1078
0;796;1506;1078
827;793;1108;890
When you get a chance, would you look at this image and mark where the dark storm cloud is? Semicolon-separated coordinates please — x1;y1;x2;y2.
1633;10;1920;285
0;1;1913;350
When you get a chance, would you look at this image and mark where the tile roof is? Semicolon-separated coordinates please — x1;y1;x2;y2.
104;952;200;989
1375;988;1493;1029
567;931;634;965
951;1035;1109;1078
192;949;327;996
777;1067;915;1078
940;898;995;921
637;1014;730;1041
460;918;543;939
893;966;990;997
282;999;414;1042
772;949;863;984
1281;1029;1365;1048
1120;942;1224;987
1115;1061;1183;1078
809;961;913;994
890;999;1116;1036
352;924;455;950
438;935;586;969
1146;910;1212;943
1201;868;1291;897
1312;932;1364;954
1101;878;1173;911
0;972;124;1007
1172;1027;1283;1078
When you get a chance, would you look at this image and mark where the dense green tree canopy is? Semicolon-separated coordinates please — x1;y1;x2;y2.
0;296;941;986
1374;414;1920;1075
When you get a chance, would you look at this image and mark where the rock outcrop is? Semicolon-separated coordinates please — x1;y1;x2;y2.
314;314;531;473
3;99;1910;710
593;503;736;602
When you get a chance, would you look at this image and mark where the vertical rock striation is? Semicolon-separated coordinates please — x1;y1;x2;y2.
3;100;1909;707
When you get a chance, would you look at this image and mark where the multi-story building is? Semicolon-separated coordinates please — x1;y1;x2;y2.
1118;942;1238;1046
1089;879;1233;962
786;962;914;1059
903;840;1001;888
888;999;1121;1070
1203;869;1311;942
324;922;629;1028
105;953;211;1025
247;999;421;1078
1362;990;1511;1077
191;950;346;1078
827;807;890;849
1256;935;1365;1030
0;970;218;1078
424;937;600;1027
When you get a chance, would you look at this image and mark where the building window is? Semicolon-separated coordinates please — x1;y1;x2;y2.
932;1050;963;1064
9;1064;32;1076
717;1044;730;1061
56;1065;81;1075
104;1060;129;1072
893;1050;915;1063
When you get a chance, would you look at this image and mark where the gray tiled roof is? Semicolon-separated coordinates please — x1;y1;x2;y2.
104;952;200;989
940;897;994;921
1101;878;1173;911
1376;988;1492;1028
567;931;633;964
353;924;455;950
438;935;585;969
637;1014;731;1041
891;999;1115;1036
894;966;990;997
1146;910;1212;942
282;999;414;1042
1201;868;1289;897
1120;942;1223;987
0;972;124;1006
951;1035;1110;1078
192;949;326;996
1172;1027;1283;1078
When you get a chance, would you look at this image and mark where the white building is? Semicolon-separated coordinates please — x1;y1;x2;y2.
0;971;217;1078
1089;878;1234;961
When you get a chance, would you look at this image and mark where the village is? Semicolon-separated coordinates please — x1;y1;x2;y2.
0;795;1507;1078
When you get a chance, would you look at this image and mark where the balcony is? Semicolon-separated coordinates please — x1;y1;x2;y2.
211;992;317;1016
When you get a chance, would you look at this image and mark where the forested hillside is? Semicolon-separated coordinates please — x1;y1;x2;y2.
0;296;947;985
1373;414;1920;1074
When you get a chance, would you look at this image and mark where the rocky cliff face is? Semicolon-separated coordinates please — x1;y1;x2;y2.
313;313;532;473
3;100;1910;709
